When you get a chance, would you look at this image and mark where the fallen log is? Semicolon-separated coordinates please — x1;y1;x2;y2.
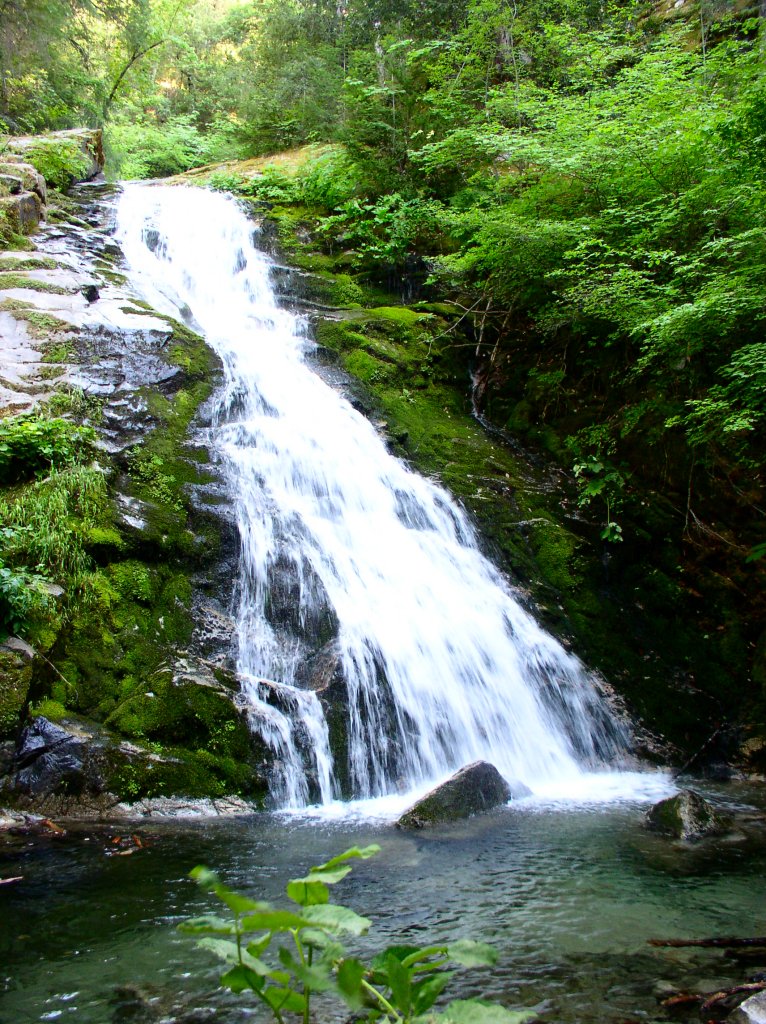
649;937;766;949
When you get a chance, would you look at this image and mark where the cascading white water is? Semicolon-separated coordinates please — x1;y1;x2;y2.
116;183;641;810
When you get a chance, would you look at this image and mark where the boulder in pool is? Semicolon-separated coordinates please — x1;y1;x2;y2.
396;761;512;830
645;789;729;840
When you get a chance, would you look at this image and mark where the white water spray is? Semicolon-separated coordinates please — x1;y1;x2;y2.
117;184;648;810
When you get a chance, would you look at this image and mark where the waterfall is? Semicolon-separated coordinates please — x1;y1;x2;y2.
116;183;634;809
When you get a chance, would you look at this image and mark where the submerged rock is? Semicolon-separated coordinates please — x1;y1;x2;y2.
396;761;512;829
645;788;730;840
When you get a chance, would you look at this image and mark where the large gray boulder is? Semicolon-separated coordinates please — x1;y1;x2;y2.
645;788;730;840
396;761;513;829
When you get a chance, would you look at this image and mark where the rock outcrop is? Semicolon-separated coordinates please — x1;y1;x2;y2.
0;128;103;240
645;789;730;840
396;761;513;829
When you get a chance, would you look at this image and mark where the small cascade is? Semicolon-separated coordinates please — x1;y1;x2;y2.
117;183;633;808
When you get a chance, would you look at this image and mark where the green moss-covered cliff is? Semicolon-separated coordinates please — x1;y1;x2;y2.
0;138;268;810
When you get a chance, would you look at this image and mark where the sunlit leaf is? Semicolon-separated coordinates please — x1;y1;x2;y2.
428;999;537;1024
313;845;381;871
277;947;335;992
302;903;372;936
240;909;310;931
177;915;236;935
446;940;498;968
286;877;330;907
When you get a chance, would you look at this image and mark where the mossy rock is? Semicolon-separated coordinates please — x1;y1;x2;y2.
396;761;512;829
645;789;731;840
0;646;34;737
3;713;266;809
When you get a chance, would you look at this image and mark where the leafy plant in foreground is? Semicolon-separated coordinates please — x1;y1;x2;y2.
181;845;534;1024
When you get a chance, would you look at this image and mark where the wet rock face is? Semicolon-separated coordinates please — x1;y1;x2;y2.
645;788;730;840
396;760;512;829
10;716;104;799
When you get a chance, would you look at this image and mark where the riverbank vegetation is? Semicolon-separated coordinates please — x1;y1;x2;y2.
1;0;765;762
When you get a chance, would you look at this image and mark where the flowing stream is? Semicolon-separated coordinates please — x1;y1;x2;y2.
117;184;657;810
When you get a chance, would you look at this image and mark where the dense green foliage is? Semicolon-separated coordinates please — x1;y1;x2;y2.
0;412;94;483
184;845;533;1024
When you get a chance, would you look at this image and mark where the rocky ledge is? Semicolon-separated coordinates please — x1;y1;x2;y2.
0;128;103;242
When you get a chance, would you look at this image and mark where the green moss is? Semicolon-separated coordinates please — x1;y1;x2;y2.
29;697;67;720
40;336;76;361
0;648;33;736
0;210;34;252
0;255;59;272
0;272;70;294
107;741;261;801
108;560;154;602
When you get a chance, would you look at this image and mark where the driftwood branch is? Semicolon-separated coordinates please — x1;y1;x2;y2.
649;936;766;949
702;982;766;1011
660;981;766;1012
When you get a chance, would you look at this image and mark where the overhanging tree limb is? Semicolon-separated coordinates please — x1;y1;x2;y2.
102;38;164;118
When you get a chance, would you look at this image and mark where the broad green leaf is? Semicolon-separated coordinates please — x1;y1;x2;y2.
261;985;307;1014
177;915;236;935
189;865;264;914
307;865;353;885
429;999;537;1024
196;938;241;966
277;947;335;992
412;972;453;1014
189;866;219;889
220;964;265;994
286;877;330;906
246;934;272;958
385;951;411;1015
446;940;498;967
336;957;366;1007
313;845;381;871
197;938;272;976
372;945;421;971
299;927;334;950
302;903;372;936
215;888;265;915
240;909;310;931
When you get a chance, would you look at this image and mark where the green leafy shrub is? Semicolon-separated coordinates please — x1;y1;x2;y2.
107;115;243;180
182;846;533;1024
299;150;364;210
0;549;52;639
25;139;90;190
317;194;444;271
0;413;94;484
